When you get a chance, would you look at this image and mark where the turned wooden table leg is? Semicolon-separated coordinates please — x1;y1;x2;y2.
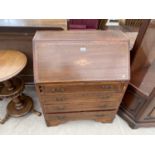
0;78;41;124
7;93;41;119
0;94;41;124
3;80;14;91
13;96;25;110
0;50;41;125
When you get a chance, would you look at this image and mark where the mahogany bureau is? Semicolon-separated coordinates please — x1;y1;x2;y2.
33;30;130;126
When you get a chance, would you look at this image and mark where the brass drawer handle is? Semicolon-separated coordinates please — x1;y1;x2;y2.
96;114;105;117
99;105;108;109
55;97;65;102
56;106;65;110
57;115;66;120
101;95;111;99
51;88;65;93
56;106;66;111
102;85;113;89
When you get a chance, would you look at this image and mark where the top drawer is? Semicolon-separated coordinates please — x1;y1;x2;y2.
37;82;124;95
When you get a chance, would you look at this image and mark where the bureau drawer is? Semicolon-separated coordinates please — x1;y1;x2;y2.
44;100;119;113
41;92;122;104
37;82;124;95
41;92;122;106
45;110;117;126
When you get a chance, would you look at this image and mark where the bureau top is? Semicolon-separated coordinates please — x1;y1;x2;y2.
33;30;130;83
34;30;128;41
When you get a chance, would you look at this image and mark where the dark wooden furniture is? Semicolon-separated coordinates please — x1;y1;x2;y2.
118;20;155;128
0;19;67;84
0;50;41;124
33;30;130;126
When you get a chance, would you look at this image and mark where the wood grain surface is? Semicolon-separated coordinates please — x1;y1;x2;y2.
45;110;117;126
33;30;130;83
33;30;130;126
119;20;155;128
0;50;27;82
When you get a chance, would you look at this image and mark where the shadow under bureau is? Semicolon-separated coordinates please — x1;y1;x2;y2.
33;30;130;126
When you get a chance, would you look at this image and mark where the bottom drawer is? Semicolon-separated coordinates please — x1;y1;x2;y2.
45;110;117;126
